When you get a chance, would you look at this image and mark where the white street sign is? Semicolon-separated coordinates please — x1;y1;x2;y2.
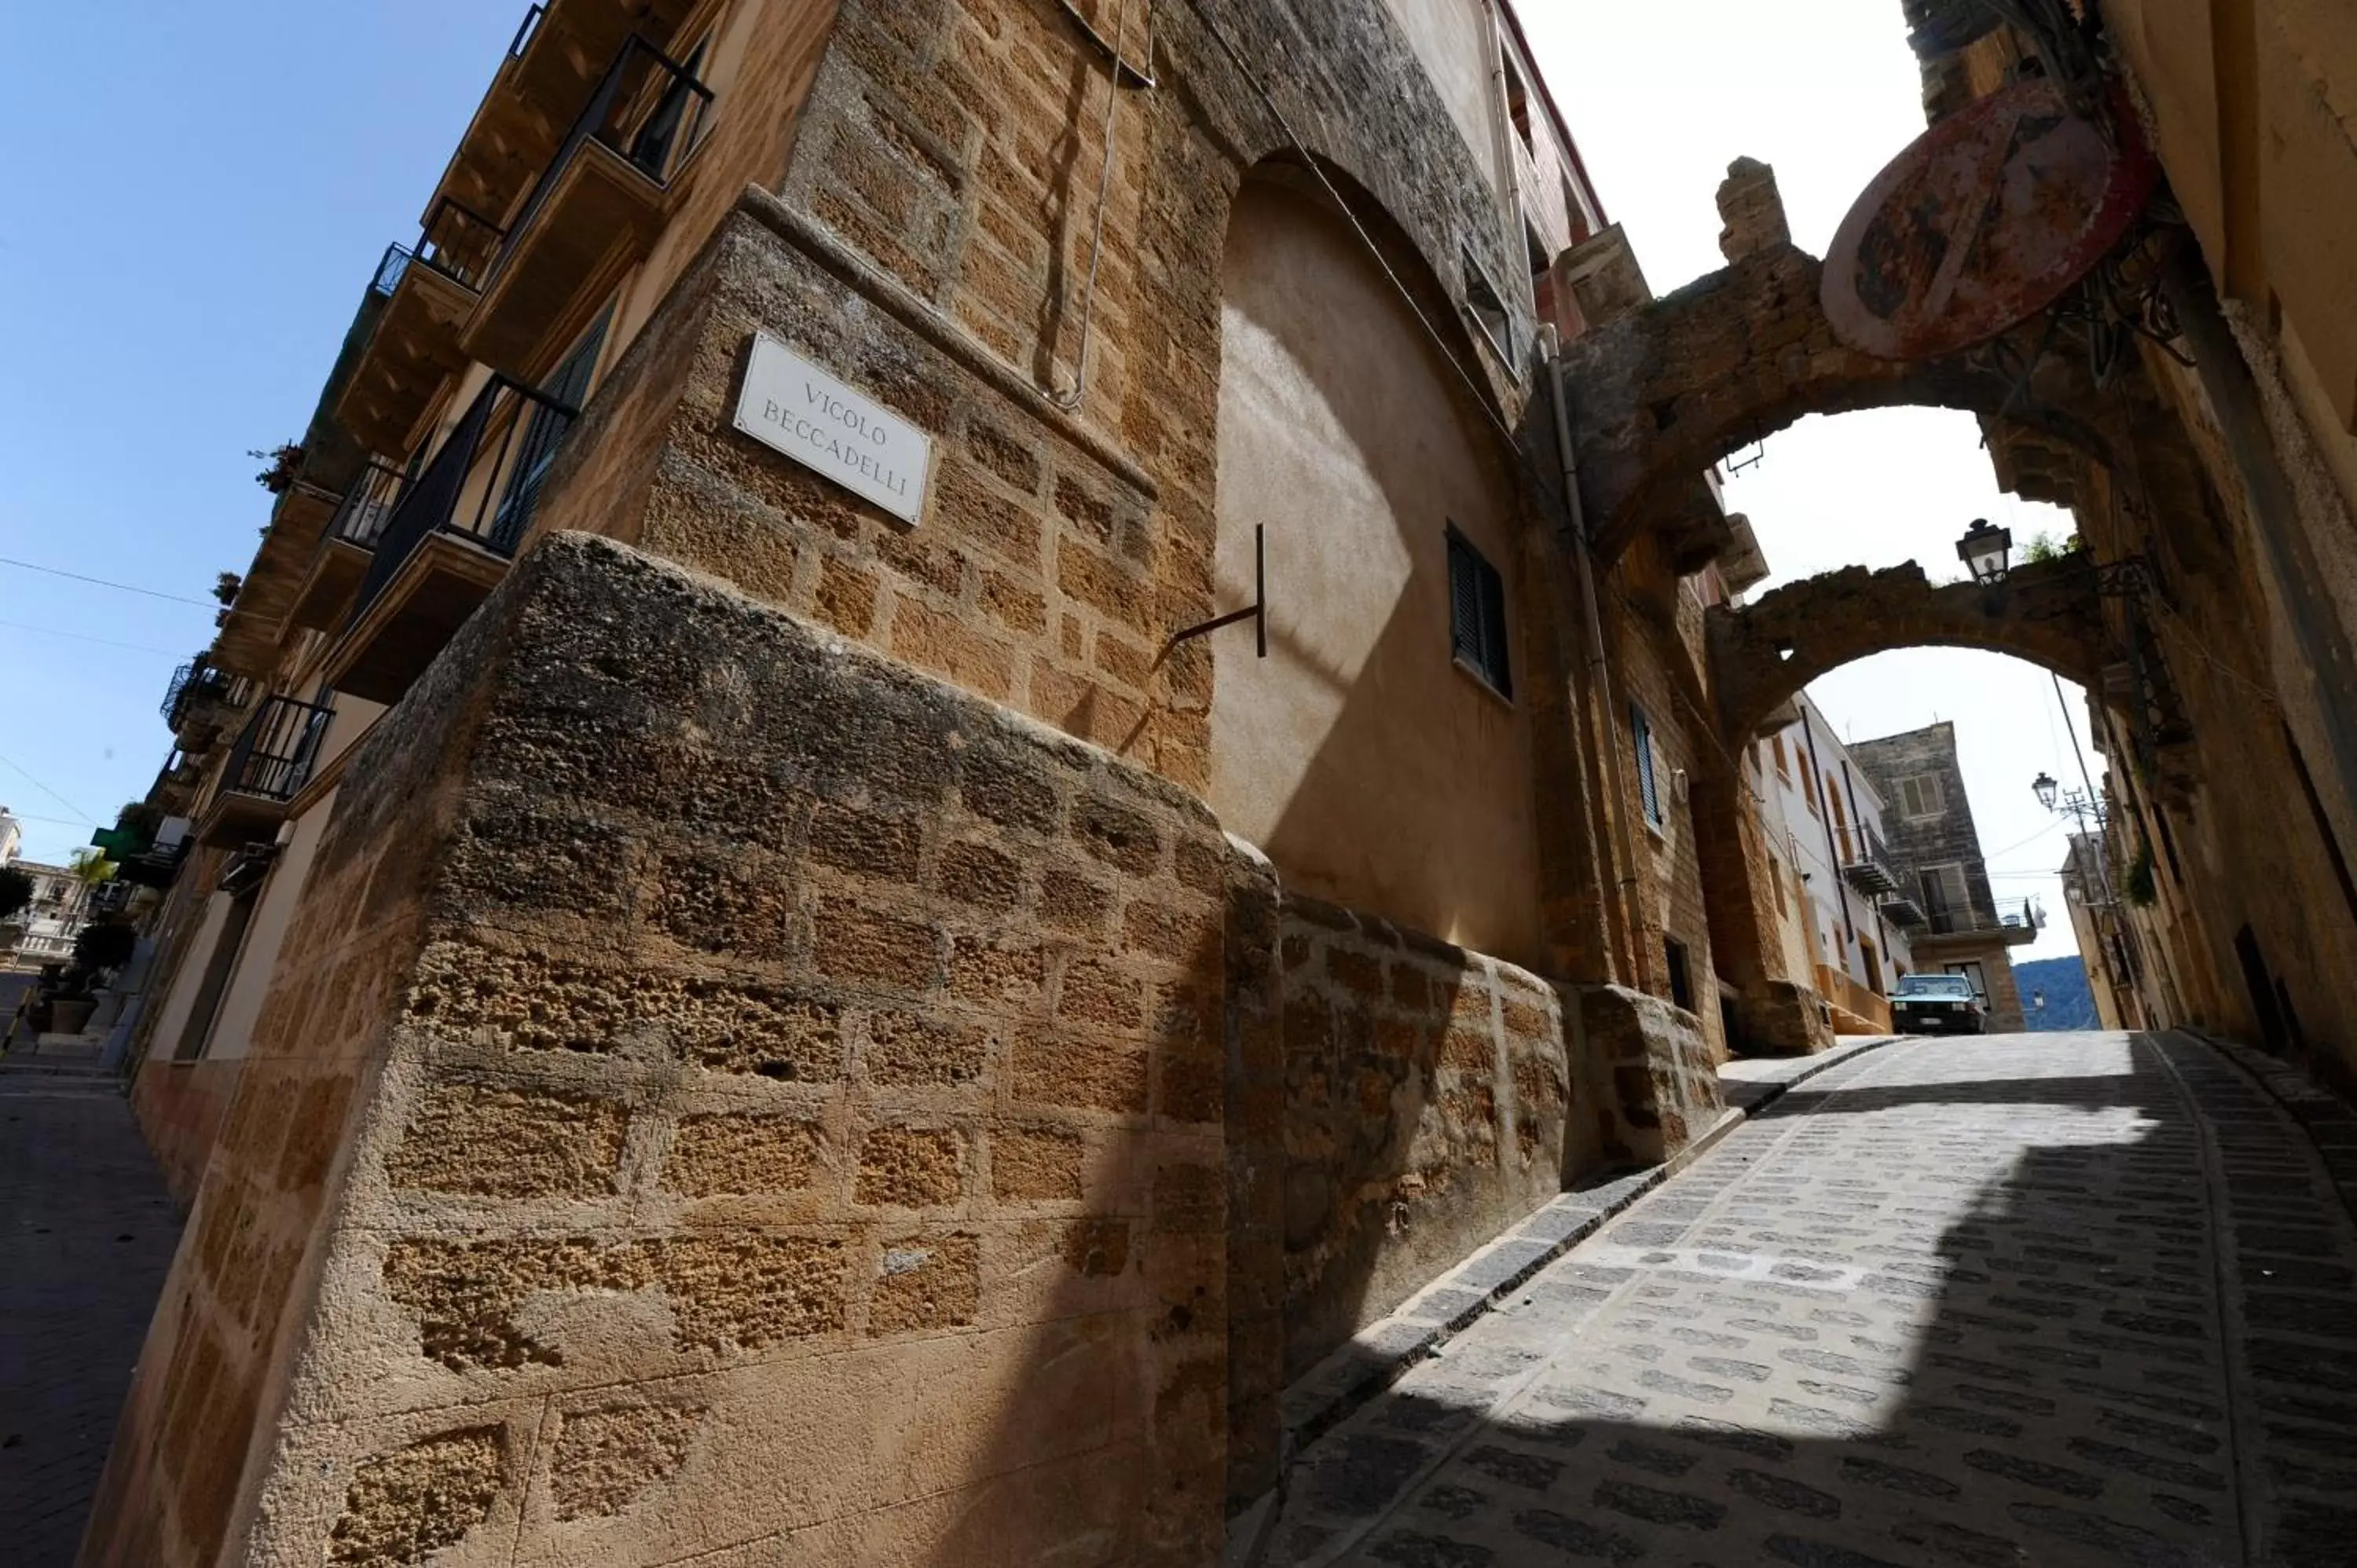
732;332;933;526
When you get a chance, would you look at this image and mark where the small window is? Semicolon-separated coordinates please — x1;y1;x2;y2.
1771;733;1791;780
1663;936;1695;1012
1800;764;1820;818
1461;244;1513;363
1898;772;1945;819
1446;526;1512;698
1631;703;1664;828
1501;49;1534;153
1769;852;1788;916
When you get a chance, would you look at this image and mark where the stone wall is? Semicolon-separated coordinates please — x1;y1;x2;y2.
1579;984;1728;1166
1709;559;2107;746
1605;537;1728;1057
1851;722;1998;925
1270;895;1586;1378
526;0;1539;805
1221;878;1605;1514
89;534;1230;1566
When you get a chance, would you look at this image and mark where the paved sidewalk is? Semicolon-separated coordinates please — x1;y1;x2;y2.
1264;1032;2357;1566
0;1064;182;1566
1717;1035;1895;1114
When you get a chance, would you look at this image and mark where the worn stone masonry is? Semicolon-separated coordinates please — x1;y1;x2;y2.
1553;161;2117;564
1708;556;2110;747
87;534;1234;1566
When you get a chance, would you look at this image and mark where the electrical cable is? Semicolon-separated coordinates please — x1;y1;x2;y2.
0;555;218;610
0;749;97;826
1045;0;1145;412
0;810;105;831
0;619;188;658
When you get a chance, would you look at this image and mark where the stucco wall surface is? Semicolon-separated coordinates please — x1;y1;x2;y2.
1211;178;1545;966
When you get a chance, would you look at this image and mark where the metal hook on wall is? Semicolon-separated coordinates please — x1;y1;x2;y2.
1155;523;1266;669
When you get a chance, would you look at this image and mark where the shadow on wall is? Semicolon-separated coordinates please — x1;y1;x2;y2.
1211;168;1549;973
1261;1036;2357;1566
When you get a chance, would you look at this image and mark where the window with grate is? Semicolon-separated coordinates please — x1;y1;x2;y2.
1446;525;1513;699
1631;702;1664;828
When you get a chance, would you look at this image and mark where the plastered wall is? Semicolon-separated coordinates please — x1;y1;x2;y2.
1210;178;1545;968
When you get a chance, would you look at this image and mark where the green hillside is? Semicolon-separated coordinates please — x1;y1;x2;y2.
2015;955;2099;1030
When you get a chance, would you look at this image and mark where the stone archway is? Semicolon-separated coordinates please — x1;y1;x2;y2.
1553;162;2123;567
1709;555;2110;748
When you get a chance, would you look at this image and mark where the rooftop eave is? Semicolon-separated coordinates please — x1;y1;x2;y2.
214;488;339;676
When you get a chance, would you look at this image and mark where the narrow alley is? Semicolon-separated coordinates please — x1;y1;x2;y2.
1261;1035;2357;1567
0;1064;181;1567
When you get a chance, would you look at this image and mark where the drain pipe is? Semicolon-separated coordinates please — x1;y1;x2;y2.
1549;352;1649;992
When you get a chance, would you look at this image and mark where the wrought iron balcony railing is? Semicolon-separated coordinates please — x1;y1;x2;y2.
499;34;713;269
1923;896;2044;937
415;196;507;292
161;658;233;729
1838;825;1908;897
324;457;409;553
351;373;580;619
218;696;334;805
369;240;411;299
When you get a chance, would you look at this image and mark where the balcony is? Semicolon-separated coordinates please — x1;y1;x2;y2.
286;458;406;631
161;658;240;753
1838;826;1908;896
322;374;578;702
1917;896;2045;948
1879;891;1928;928
335;203;504;454
464;34;712;375
196;696;334;848
427;2;702;259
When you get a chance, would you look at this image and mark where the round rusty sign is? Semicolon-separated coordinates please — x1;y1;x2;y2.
1822;79;2157;360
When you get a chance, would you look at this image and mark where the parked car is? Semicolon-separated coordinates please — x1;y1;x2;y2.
1890;973;1986;1035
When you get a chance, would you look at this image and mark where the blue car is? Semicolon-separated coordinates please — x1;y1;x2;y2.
1891;973;1986;1034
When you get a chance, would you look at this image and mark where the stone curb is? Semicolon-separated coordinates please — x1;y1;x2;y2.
1274;1033;1901;1459
2182;1027;2357;1223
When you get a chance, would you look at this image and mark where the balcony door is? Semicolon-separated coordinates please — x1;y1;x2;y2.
1919;862;1969;932
491;307;610;549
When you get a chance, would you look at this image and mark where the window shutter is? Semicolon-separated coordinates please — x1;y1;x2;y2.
1446;526;1512;697
1447;532;1483;668
1477;549;1512;697
1632;705;1661;826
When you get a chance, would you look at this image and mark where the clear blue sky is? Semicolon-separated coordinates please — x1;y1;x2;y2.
1;5;519;865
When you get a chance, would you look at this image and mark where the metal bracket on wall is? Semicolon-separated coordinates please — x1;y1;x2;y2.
1057;0;1155;86
1157;524;1266;667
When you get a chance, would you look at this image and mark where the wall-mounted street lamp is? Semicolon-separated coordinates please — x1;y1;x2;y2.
1957;518;2013;584
2032;770;2059;811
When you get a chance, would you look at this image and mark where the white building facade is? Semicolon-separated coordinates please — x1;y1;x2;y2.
1758;693;1919;1025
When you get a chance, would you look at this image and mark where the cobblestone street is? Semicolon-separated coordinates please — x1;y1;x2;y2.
0;1066;181;1567
1266;1033;2357;1567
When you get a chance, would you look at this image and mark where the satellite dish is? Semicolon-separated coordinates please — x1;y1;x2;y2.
1821;79;2157;361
